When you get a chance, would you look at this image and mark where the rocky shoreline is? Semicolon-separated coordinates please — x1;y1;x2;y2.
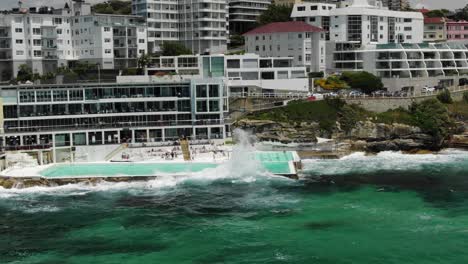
235;119;468;153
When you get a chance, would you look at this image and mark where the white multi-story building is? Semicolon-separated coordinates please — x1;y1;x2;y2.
291;0;424;45
132;0;228;54
70;14;147;70
143;53;310;92
328;42;468;91
0;1;148;81
1;78;228;159
243;21;326;72
228;0;271;35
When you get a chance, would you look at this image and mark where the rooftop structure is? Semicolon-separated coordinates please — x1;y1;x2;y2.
446;20;468;43
140;53;310;92
423;17;447;43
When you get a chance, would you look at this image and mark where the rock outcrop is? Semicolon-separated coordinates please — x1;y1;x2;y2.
234;118;450;152
234;119;318;144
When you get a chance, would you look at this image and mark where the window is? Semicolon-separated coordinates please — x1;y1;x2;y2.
298;55;302;62
15;39;23;44
255;46;259;51
90;50;94;55
15;28;22;33
104;38;111;43
309;17;316;22
16;50;24;55
33;39;41;46
297;6;305;11
404;27;412;31
104;27;110;32
310;6;317;10
298;33;302;38
57;29;62;34
403;18;412;23
406;35;412;40
105;49;111;54
33;50;42;57
139;39;145;43
54;18;62;24
32;28;41;35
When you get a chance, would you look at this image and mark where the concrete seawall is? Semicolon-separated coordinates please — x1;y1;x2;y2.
345;89;467;113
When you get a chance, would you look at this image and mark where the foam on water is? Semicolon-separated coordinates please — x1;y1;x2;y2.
302;149;468;176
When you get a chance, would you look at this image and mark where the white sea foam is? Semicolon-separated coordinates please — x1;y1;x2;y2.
302;150;468;176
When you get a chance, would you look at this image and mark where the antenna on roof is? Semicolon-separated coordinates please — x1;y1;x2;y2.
18;1;23;9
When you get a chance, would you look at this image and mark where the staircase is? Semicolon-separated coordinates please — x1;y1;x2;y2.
105;143;128;161
180;139;191;161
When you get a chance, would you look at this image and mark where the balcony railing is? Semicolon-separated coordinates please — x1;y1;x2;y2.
5;119;225;133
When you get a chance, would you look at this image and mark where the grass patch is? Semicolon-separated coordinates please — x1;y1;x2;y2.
374;107;415;126
448;101;468;120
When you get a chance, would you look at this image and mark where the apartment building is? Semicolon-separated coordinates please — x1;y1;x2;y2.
328;42;468;91
132;0;228;54
228;0;271;35
0;1;148;81
423;17;447;42
447;20;468;42
70;14;147;70
143;53;310;92
243;21;326;72
1;79;228;157
291;0;424;45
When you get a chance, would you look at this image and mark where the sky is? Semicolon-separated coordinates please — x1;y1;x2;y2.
0;0;465;10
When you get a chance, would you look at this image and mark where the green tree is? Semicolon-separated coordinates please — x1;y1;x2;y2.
257;4;293;26
452;4;468;20
229;35;245;48
425;9;450;18
410;98;453;143
340;71;383;94
463;91;468;103
160;41;192;56
16;64;33;82
92;0;131;15
436;89;453;104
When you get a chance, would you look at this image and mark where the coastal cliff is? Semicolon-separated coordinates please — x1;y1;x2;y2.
234;97;468;152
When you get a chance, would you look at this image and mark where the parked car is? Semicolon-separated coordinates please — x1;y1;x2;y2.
349;90;363;97
422;86;435;92
393;91;407;97
324;92;338;97
372;90;386;96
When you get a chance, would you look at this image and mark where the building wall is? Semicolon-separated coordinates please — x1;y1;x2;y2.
424;22;447;42
244;31;326;71
132;0;228;55
292;1;424;45
447;21;468;42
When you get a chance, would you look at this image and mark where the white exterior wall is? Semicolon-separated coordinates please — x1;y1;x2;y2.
292;0;424;45
132;0;228;55
244;31;326;72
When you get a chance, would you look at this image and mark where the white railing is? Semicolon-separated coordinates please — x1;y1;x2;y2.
230;92;309;99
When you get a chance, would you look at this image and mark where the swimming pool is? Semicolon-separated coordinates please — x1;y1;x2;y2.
39;151;298;178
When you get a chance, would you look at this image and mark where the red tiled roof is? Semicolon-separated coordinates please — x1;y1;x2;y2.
243;21;324;36
424;17;445;24
418;8;430;14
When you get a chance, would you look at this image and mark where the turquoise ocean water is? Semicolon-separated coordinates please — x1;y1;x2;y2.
1;149;468;263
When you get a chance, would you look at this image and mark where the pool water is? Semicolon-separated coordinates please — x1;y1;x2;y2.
39;151;297;178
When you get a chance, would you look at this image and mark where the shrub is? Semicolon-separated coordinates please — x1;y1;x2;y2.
436;89;453;104
409;98;453;142
340;71;384;94
463;91;468;103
